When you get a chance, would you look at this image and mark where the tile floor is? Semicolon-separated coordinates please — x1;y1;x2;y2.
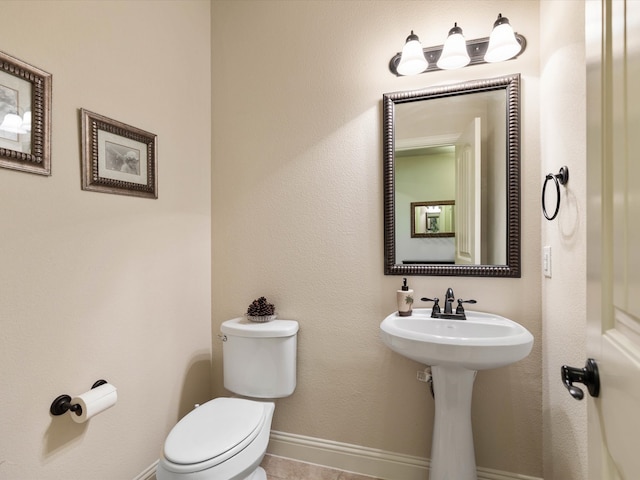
260;455;382;480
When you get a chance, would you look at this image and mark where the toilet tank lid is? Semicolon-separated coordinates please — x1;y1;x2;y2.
221;317;299;338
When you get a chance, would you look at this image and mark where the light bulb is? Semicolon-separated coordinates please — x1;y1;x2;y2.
437;23;470;70
485;14;521;63
0;113;28;134
397;31;428;76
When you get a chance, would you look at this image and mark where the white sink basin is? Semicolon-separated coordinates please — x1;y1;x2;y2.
380;308;534;370
380;308;534;479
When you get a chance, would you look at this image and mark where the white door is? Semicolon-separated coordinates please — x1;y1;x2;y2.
455;117;481;265
586;1;640;478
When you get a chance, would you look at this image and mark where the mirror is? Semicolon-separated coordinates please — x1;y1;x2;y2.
383;74;521;277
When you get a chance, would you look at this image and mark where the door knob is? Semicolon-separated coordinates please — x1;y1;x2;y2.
561;358;600;400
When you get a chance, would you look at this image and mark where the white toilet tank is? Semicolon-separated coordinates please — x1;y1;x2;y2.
221;317;298;398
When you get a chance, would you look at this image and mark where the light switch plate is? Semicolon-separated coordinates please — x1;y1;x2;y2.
543;246;552;278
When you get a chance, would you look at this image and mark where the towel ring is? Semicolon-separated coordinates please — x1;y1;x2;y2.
542;166;569;221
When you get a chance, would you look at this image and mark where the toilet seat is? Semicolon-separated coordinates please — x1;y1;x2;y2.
163;398;267;470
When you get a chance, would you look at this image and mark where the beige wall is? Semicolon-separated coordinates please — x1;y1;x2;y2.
540;1;588;479
0;1;591;479
0;1;211;479
212;0;543;477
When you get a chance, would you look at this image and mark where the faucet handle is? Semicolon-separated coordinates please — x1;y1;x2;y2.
420;297;441;314
455;299;477;314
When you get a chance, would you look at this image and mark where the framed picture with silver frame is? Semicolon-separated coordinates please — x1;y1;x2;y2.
80;109;157;199
0;50;52;175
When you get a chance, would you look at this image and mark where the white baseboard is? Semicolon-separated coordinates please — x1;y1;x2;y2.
132;460;158;480
268;430;542;480
134;432;542;480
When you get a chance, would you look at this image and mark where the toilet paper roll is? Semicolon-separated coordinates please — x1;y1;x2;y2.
70;383;117;423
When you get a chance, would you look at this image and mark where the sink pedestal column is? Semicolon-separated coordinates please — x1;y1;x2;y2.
430;365;477;480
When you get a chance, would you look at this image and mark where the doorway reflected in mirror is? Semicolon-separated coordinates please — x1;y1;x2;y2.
383;74;521;277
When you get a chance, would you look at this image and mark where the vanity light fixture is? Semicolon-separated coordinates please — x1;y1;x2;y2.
21;111;32;132
389;13;526;76
484;14;522;62
396;30;429;75
0;113;30;134
437;23;470;70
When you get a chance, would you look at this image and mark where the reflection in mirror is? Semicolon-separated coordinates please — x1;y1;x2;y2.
0;50;51;176
0;70;32;155
383;74;521;277
411;201;455;238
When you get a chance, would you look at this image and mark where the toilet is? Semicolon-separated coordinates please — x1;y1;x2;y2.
156;317;299;480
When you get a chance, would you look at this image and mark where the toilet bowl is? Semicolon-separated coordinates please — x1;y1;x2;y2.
156;398;275;480
156;318;298;480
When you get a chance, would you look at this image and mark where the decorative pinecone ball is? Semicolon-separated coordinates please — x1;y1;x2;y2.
246;296;275;317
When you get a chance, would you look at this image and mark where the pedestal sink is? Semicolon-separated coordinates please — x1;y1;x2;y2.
380;308;534;480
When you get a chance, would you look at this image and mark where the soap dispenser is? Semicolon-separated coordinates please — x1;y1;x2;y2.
397;278;414;317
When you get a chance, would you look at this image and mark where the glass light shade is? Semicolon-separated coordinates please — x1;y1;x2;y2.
484;14;521;63
21;111;31;132
437;24;470;70
0;113;28;134
397;31;428;76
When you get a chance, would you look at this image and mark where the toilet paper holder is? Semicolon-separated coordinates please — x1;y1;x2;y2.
50;379;108;417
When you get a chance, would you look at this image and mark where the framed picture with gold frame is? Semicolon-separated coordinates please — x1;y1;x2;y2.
0;50;52;175
80;109;157;199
